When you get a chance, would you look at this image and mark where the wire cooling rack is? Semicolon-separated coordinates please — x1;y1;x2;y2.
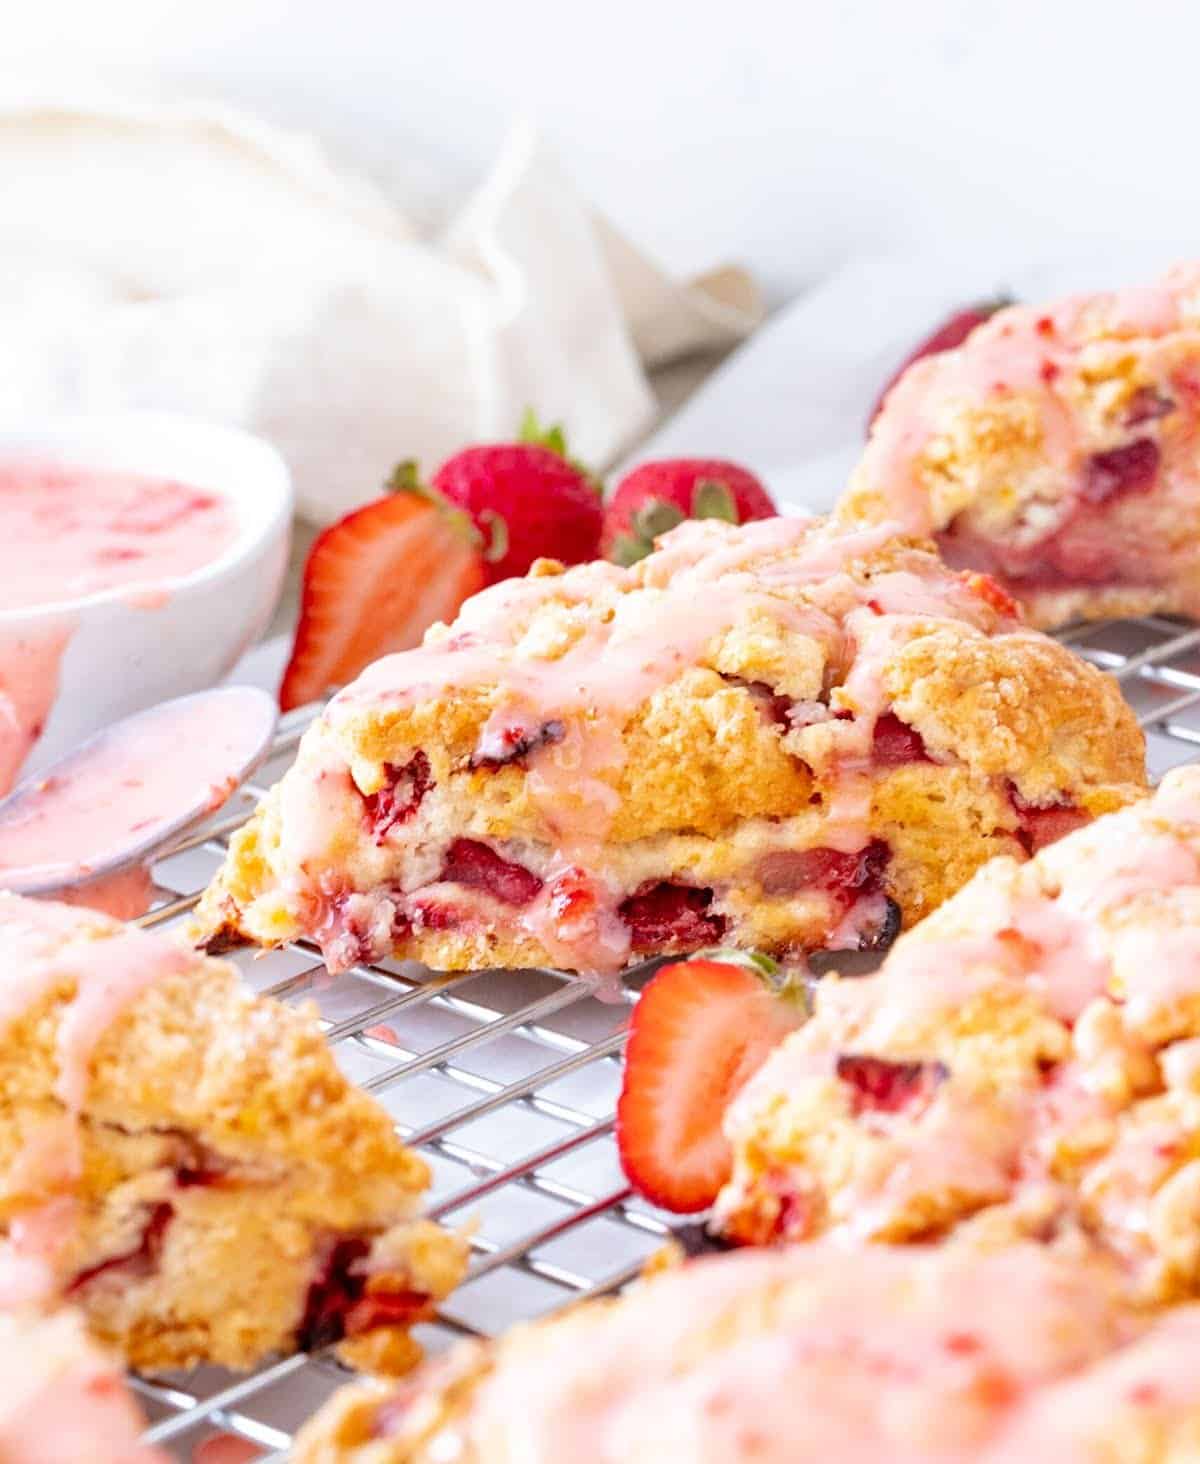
125;613;1200;1459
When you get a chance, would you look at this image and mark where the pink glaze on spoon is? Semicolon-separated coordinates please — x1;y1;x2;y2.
0;685;277;918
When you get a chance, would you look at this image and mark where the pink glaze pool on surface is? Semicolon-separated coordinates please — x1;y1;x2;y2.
0;461;240;795
0;686;275;918
0;461;238;611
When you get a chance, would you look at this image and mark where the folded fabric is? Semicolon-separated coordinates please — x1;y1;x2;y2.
0;90;764;522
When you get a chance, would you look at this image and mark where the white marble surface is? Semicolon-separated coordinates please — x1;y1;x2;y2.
10;0;1200;307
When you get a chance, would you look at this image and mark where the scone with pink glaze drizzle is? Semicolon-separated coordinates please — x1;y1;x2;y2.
840;264;1200;629
0;895;466;1374
193;517;1143;978
716;766;1200;1303
293;1239;1200;1463
0;1306;166;1463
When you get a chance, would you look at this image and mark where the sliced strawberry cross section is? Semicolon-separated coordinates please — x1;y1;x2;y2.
1124;387;1175;427
362;751;433;844
279;491;486;712
617;957;804;1213
1081;438;1160;504
619;881;727;953
66;1202;174;1294
297;1236;370;1351
438;838;544;906
757;840;891;909
835;1054;949;1114
1009;786;1089;855
469;719;566;769
298;1236;434;1351
342;1288;432;1338
871;713;931;767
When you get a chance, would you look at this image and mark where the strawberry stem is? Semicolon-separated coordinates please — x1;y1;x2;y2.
692;948;811;1011
518;407;569;460
691;479;738;523
386;460;484;550
385;459;422;494
518;406;604;496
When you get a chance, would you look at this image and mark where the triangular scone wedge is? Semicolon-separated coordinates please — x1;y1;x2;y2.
192;516;1145;979
293;1238;1200;1462
715;764;1200;1304
839;264;1200;630
0;894;466;1372
0;1305;165;1463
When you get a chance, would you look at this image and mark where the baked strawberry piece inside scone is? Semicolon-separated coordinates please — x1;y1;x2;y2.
0;895;465;1374
293;1240;1200;1464
841;264;1200;628
0;1307;165;1463
195;516;1144;978
716;767;1200;1306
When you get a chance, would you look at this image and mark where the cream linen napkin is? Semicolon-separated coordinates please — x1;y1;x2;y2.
0;93;763;521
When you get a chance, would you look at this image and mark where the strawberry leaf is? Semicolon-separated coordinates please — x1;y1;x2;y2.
518;406;604;496
691;479;738;523
696;947;780;977
610;532;650;567
632;499;687;541
387;462;483;550
385;459;422;494
518;407;569;460
694;947;811;1011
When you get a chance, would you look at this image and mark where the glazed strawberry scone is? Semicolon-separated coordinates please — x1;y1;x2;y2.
194;516;1143;977
0;1307;165;1463
293;1240;1200;1463
716;766;1200;1303
0;895;466;1373
840;264;1200;628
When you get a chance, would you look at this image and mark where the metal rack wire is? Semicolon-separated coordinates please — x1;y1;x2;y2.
125;614;1200;1459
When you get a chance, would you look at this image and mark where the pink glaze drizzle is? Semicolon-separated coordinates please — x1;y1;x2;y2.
723;767;1200;1259
861;278;1188;538
296;517;1018;974
0;1310;166;1463
854;266;1200;620
406;1241;1196;1463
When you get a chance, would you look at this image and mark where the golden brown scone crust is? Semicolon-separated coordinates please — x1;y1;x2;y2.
293;1239;1200;1463
0;896;465;1372
716;767;1200;1307
839;264;1200;628
194;517;1145;977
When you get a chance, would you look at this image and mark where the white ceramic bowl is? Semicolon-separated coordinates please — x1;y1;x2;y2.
0;412;293;784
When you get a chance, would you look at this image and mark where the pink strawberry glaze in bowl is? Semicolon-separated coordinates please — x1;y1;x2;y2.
0;412;292;792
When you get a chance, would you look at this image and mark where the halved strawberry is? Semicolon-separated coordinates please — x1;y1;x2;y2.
616;955;804;1213
279;492;485;711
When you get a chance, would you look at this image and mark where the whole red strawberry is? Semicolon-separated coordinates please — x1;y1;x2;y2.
431;412;602;584
602;458;776;566
868;296;1013;430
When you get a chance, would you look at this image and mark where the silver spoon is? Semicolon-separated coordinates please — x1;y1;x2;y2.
0;685;277;899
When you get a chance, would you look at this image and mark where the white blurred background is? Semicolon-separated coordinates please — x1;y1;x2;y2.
10;0;1200;304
